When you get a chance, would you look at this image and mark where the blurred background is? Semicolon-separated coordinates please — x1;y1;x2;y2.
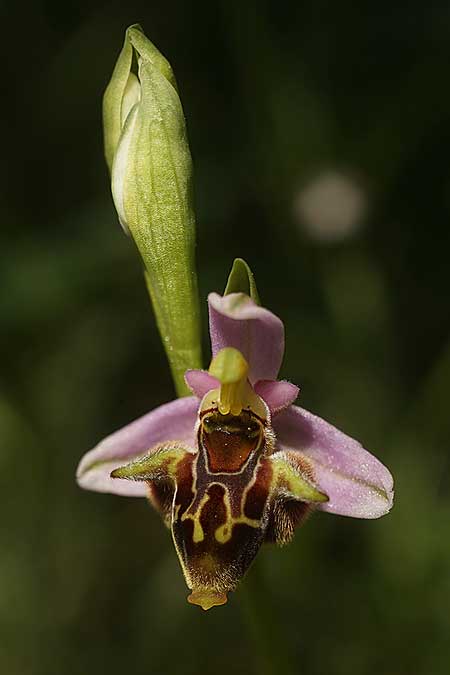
2;1;450;674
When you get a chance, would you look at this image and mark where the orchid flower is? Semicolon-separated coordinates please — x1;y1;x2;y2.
91;25;394;612
77;291;394;611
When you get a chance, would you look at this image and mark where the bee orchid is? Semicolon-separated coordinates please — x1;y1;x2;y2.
77;292;394;610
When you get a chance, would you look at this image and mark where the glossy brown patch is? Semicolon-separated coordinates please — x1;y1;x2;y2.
201;411;262;473
244;458;273;520
199;483;228;536
175;452;196;509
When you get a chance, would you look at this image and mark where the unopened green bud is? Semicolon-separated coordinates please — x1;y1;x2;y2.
103;24;202;397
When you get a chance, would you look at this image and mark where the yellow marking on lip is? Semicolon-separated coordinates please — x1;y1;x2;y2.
214;485;260;544
180;479;261;546
181;491;211;543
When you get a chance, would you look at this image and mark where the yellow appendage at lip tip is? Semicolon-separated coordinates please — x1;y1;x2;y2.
187;589;228;611
208;347;249;416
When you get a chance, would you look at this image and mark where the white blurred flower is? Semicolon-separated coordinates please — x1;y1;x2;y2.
293;170;368;242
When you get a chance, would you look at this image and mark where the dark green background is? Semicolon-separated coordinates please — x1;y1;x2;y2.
2;2;450;674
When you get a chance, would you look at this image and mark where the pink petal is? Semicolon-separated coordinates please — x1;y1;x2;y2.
77;397;198;497
208;292;284;383
185;369;219;399
254;380;299;415
273;405;394;519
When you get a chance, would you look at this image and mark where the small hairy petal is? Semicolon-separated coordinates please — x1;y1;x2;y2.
274;405;394;519
254;380;299;415
77;397;198;496
208;292;284;384
185;369;219;399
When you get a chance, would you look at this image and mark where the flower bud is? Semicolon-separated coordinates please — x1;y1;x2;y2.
103;24;202;396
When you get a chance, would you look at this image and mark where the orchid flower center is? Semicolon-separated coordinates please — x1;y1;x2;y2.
205;347;267;420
